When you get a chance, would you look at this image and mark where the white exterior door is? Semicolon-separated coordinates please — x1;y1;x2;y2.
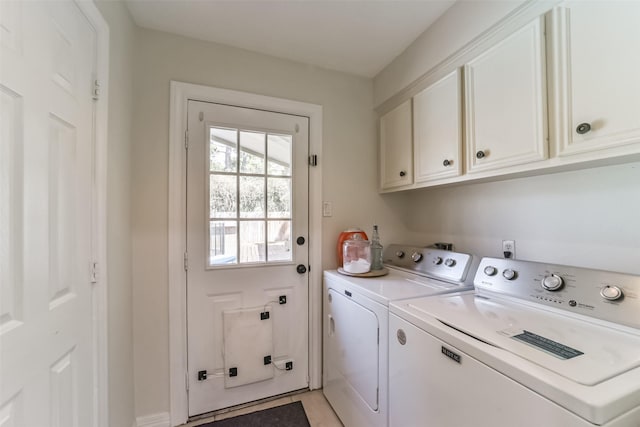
186;100;310;416
1;1;98;426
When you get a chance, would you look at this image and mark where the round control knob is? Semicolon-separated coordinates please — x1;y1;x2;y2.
502;269;517;280
399;170;406;177
411;252;423;263
476;150;486;159
433;256;443;265
396;251;405;258
600;285;623;301
443;159;452;167
484;266;497;276
444;258;456;267
541;274;563;291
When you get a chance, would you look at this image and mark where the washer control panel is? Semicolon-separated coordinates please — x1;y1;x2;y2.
383;244;476;284
474;257;640;329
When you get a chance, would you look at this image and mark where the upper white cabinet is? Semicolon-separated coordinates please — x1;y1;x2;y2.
465;16;548;174
413;69;462;183
548;2;640;156
380;99;413;190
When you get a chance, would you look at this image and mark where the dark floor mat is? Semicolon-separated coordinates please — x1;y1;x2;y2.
200;401;311;427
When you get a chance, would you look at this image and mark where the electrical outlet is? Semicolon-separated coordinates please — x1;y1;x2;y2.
502;240;515;259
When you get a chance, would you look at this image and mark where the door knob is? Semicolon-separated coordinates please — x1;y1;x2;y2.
443;159;452;167
296;264;307;274
399;170;406;177
476;150;486;159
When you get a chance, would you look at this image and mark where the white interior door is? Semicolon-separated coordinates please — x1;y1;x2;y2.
186;100;310;416
0;1;98;426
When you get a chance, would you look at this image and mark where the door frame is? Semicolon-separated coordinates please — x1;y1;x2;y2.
168;81;323;426
61;2;111;426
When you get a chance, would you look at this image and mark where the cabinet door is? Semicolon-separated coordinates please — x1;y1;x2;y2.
414;69;462;183
380;99;413;189
465;17;548;173
549;2;640;156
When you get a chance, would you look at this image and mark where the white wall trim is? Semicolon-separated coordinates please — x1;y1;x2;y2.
168;81;323;426
76;2;110;427
136;412;171;427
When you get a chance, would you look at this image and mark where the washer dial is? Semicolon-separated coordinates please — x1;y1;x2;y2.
542;274;564;291
444;258;456;267
483;266;497;276
433;257;443;265
396;251;405;258
411;252;423;263
502;269;517;280
600;285;623;301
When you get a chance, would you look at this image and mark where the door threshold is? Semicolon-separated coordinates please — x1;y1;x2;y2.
188;387;311;422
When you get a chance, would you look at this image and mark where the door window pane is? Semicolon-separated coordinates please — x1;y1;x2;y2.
268;220;292;262
210;127;237;172
267;134;292;176
210;174;236;218
239;131;265;174
209;221;237;265
239;221;265;263
208;126;295;267
239;176;265;218
267;177;291;218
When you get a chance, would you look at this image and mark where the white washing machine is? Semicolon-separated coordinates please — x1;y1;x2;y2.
323;244;478;427
389;257;640;427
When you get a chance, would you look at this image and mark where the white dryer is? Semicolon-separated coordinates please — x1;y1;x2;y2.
323;245;478;427
389;257;640;427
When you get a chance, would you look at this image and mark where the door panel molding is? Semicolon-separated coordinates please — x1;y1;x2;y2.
168;81;323;426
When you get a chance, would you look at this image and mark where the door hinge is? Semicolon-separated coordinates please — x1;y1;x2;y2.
184;130;189;150
90;261;99;284
308;154;318;167
92;79;101;101
183;252;189;271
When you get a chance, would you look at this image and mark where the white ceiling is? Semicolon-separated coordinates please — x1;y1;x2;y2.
125;0;456;78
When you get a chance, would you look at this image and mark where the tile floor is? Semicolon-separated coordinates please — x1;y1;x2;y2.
184;389;343;427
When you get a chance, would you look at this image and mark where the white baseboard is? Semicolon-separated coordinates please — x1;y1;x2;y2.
136;412;171;427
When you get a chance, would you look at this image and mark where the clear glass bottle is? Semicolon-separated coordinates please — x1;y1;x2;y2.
370;225;383;270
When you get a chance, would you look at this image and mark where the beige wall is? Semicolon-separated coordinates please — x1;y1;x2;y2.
403;163;640;274
374;1;640;274
94;1;136;426
130;28;410;418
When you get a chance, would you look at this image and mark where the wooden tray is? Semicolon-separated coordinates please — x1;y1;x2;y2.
337;267;389;278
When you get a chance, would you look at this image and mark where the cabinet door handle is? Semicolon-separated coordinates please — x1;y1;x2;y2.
476;150;486;159
443;159;452;167
399;170;406;177
576;122;592;135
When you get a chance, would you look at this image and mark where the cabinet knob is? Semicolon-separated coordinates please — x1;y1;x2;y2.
476;150;486;159
399;170;406;177
443;159;452;167
576;122;592;135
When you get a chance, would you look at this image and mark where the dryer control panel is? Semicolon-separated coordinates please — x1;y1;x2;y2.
383;245;476;284
474;257;640;330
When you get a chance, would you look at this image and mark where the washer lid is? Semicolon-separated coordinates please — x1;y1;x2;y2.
403;293;640;386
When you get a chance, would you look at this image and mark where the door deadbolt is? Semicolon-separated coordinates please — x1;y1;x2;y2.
296;236;305;245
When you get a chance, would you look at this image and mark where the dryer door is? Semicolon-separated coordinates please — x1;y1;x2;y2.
327;288;379;410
